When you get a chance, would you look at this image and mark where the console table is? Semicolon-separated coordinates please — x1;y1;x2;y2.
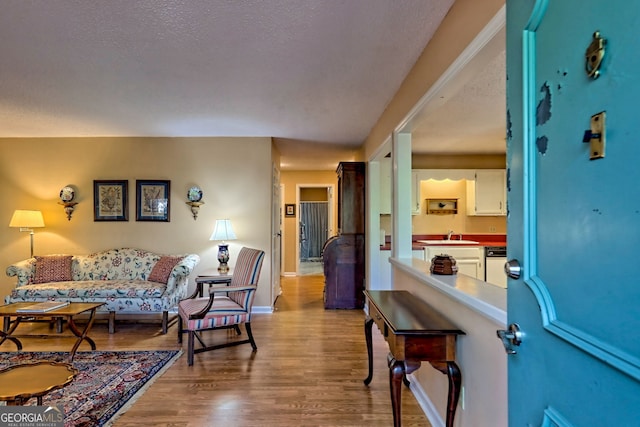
363;290;465;427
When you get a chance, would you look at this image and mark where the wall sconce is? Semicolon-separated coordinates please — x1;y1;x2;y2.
9;210;45;258
209;219;237;272
58;185;78;221
185;186;204;220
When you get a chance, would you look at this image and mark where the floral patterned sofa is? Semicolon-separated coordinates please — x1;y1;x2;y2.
5;248;200;334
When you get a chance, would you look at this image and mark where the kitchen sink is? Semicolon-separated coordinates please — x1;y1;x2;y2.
417;240;480;245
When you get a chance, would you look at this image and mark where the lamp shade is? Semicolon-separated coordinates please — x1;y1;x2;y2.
9;210;45;228
209;219;237;242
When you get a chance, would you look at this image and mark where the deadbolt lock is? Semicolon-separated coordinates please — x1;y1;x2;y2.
582;111;606;160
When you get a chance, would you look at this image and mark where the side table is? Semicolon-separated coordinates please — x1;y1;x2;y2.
0;361;78;405
194;268;234;297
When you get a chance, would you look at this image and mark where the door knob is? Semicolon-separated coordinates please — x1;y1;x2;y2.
504;259;521;279
496;323;523;354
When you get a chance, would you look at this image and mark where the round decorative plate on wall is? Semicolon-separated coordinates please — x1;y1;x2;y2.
187;186;203;202
60;186;75;202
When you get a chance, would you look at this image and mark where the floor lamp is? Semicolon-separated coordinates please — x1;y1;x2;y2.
9;210;45;258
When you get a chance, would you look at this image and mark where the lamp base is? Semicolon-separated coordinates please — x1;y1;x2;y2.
217;243;230;272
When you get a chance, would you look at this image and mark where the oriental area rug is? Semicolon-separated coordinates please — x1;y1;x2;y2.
0;350;181;427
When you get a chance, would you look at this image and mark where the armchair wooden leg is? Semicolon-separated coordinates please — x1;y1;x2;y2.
234;325;242;335
177;316;183;343
245;322;257;350
187;330;195;366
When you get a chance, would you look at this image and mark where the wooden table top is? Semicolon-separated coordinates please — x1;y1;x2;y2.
0;302;104;316
0;361;78;401
365;290;465;335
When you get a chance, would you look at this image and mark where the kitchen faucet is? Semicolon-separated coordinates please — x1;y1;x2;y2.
446;230;454;240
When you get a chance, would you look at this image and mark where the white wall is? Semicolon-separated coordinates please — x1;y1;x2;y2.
0;137;275;308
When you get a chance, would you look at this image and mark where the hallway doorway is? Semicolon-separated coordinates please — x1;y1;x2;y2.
296;185;334;275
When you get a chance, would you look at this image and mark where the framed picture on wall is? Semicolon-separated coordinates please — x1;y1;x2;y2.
285;204;296;217
136;180;170;222
93;180;129;221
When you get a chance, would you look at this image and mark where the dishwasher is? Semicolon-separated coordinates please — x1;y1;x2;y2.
484;246;507;288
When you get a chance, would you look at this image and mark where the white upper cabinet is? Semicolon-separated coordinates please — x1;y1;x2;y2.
466;169;506;216
382;167;506;216
380;161;422;215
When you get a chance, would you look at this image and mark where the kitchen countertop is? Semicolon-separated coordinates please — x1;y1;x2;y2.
380;234;506;251
390;256;506;325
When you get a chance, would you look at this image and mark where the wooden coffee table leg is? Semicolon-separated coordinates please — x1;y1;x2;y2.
67;308;99;360
0;317;23;351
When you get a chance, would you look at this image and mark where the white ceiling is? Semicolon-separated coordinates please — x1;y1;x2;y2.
410;26;506;156
0;1;505;170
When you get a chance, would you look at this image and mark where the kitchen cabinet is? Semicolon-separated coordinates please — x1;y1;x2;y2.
424;246;484;280
380;164;422;215
466;169;506;216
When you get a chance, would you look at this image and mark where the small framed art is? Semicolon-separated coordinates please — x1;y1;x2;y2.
136;180;171;222
93;180;128;221
285;204;296;217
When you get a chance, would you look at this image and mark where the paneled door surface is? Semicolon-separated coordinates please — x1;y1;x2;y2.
506;1;640;425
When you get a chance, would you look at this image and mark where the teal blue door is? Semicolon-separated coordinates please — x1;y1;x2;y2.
506;1;640;425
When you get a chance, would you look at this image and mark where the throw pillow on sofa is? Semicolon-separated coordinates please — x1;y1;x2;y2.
33;255;73;284
148;256;183;284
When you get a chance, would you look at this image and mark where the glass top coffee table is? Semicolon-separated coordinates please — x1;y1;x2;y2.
0;302;104;361
0;361;78;405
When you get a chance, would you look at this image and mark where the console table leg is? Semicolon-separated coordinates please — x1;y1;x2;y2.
431;361;462;427
388;354;405;427
363;317;374;385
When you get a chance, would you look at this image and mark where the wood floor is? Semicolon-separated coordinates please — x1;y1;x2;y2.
1;275;431;426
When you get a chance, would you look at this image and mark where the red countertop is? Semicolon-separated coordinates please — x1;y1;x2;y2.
380;234;506;251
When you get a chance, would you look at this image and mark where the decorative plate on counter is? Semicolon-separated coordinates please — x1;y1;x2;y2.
59;186;75;202
187;186;203;202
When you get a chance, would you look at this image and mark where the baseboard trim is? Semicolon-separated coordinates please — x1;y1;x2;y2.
252;306;274;314
407;373;445;427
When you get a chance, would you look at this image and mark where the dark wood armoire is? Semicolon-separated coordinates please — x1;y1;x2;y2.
322;162;365;309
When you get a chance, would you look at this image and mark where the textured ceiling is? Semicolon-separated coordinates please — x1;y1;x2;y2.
412;46;506;155
0;0;463;169
1;1;506;169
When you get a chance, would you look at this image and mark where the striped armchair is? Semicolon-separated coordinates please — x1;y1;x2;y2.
178;247;265;366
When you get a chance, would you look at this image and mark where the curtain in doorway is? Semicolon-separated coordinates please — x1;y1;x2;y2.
299;201;328;261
